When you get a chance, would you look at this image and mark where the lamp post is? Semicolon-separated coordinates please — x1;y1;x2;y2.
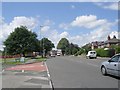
3;46;6;63
40;25;45;57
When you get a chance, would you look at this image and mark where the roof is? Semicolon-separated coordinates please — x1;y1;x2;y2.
105;38;120;44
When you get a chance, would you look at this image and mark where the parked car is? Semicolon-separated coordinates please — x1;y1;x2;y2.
86;51;97;59
101;54;120;77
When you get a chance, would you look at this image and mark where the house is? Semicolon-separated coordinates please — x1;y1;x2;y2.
104;35;120;48
91;41;105;50
91;35;120;50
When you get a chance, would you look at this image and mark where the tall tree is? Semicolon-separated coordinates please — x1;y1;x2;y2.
40;38;54;56
57;38;69;55
69;43;79;55
4;26;39;56
82;43;91;54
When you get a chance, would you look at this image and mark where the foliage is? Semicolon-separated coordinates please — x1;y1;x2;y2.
81;43;91;54
111;45;120;54
69;43;79;55
95;48;109;57
40;38;54;56
75;49;84;56
57;38;69;55
4;26;39;56
57;38;80;55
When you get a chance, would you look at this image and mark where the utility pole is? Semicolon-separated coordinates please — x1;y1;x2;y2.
3;46;6;63
40;25;45;57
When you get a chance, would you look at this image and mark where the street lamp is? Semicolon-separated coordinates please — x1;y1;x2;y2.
40;25;46;57
3;46;6;63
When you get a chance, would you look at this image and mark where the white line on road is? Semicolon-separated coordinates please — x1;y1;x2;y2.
2;70;4;72
44;61;53;89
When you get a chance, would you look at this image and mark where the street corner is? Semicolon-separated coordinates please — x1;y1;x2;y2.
2;62;53;89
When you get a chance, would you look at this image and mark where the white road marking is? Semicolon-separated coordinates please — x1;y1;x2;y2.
44;61;53;88
22;70;24;72
2;70;4;72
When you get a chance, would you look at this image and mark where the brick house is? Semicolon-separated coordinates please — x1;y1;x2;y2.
91;35;120;50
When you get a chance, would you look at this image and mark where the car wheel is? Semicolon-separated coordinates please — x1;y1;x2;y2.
101;66;107;75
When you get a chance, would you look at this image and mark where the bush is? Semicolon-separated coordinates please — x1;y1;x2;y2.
95;48;109;57
74;53;78;56
115;46;120;54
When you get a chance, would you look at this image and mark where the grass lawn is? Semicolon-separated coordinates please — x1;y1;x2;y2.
2;58;29;65
2;56;46;65
32;56;47;62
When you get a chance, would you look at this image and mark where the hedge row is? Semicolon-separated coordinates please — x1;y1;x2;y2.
95;48;115;57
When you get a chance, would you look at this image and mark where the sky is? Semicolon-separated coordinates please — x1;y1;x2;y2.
0;2;119;50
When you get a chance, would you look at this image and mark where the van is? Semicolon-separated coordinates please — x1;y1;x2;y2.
86;51;97;59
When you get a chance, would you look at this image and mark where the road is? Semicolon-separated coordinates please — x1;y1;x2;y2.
46;56;119;88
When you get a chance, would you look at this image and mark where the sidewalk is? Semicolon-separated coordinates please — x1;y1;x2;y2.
2;61;53;89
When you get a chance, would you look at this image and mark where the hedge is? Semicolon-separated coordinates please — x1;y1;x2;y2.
95;48;109;57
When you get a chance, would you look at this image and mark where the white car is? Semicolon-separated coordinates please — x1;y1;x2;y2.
86;51;97;59
57;53;61;56
101;54;120;77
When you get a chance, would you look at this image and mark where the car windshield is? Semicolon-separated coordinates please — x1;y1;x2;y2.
110;55;120;62
90;52;96;54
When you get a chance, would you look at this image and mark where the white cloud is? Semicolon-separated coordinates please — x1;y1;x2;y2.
45;30;70;48
0;16;38;50
59;23;70;30
9;16;38;30
43;19;55;26
0;17;4;25
110;31;120;38
41;25;118;48
60;31;69;38
57;15;117;47
71;5;75;9
95;2;119;10
41;26;50;33
71;15;109;29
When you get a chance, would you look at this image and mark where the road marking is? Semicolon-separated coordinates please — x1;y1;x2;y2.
87;63;99;67
44;61;53;89
22;70;24;72
2;70;4;72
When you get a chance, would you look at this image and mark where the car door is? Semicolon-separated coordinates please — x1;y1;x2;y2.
118;57;120;77
107;55;120;76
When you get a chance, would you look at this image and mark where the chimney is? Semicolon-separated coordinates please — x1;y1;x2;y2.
113;35;116;39
107;35;111;40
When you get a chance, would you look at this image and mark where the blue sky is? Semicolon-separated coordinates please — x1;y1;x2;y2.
1;2;119;49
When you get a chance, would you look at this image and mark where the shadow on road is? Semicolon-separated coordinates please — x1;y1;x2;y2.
107;75;120;80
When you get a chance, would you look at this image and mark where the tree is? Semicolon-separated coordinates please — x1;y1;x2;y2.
69;43;79;55
40;38;54;56
4;26;39;56
57;38;69;55
81;43;91;54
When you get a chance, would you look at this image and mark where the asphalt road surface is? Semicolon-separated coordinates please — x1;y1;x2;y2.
46;56;119;88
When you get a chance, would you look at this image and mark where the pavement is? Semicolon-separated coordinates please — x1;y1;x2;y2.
2;61;53;89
